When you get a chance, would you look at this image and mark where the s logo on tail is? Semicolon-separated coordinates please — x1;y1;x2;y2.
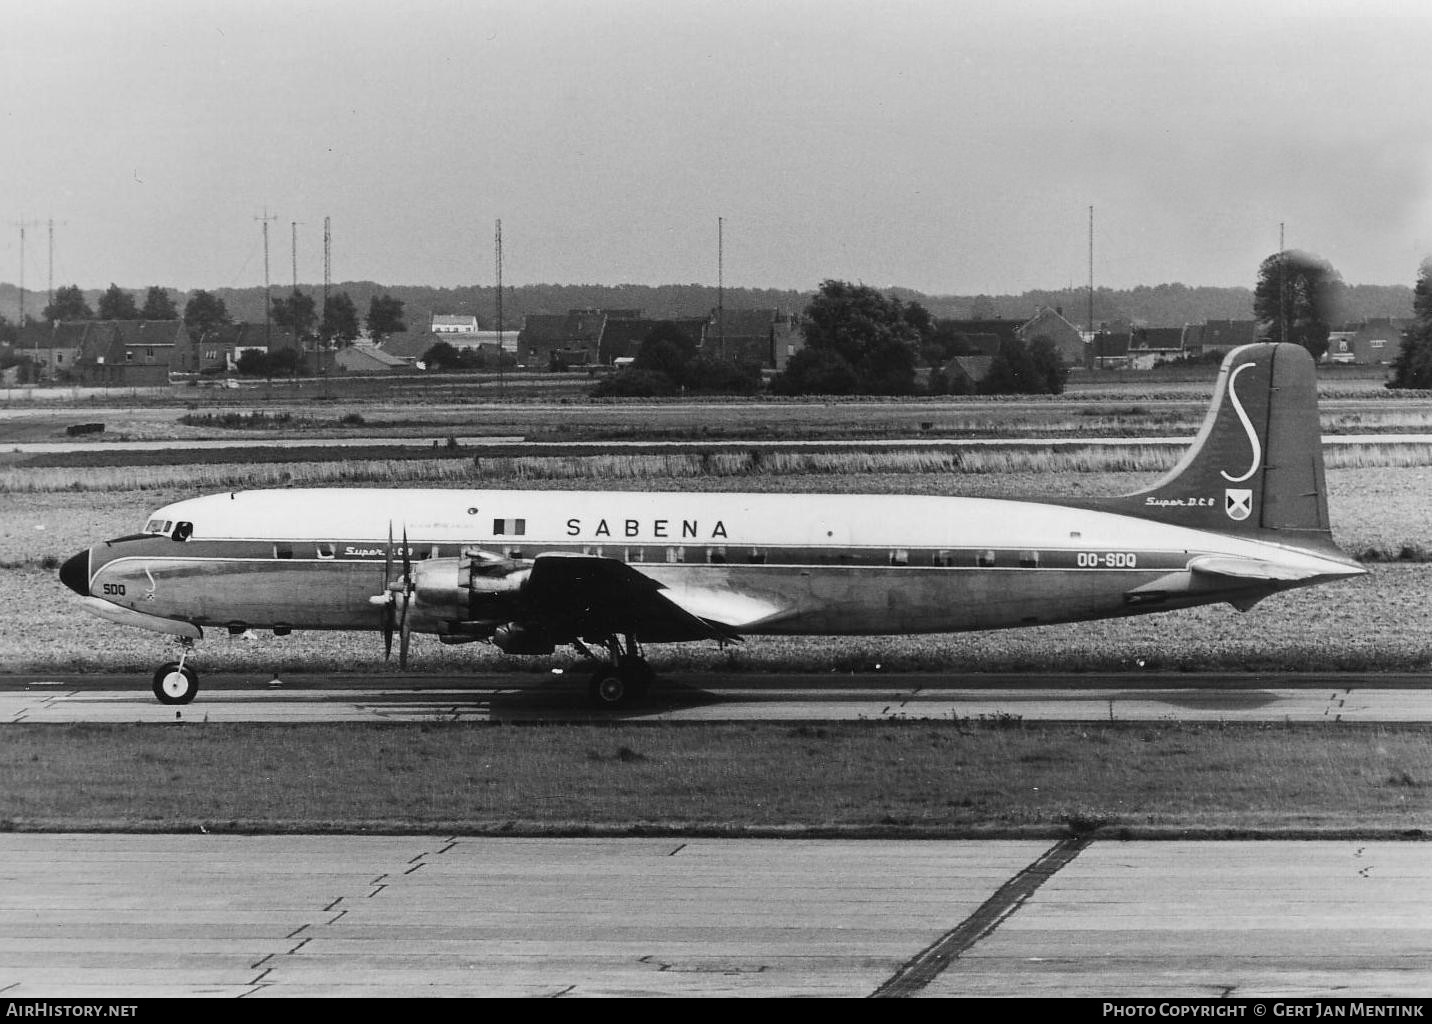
1219;361;1262;484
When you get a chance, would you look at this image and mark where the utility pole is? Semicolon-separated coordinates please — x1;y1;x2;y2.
47;218;68;311
1279;222;1287;345
10;220;43;327
290;221;301;291
255;208;278;348
494;218;504;396
1087;205;1094;344
717;216;725;360
322;216;332;348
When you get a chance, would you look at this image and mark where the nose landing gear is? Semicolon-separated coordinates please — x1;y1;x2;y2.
152;638;200;705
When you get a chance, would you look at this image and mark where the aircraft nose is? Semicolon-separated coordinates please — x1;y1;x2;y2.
59;549;91;596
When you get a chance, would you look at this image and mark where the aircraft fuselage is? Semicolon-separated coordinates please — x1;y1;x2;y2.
66;488;1360;640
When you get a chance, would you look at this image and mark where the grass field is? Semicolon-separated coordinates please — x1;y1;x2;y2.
4;720;1432;835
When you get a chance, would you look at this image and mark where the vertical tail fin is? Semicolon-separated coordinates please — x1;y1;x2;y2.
1096;343;1336;548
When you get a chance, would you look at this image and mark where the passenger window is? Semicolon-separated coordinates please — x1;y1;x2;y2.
747;550;766;565
275;545;293;560
316;543;335;559
708;548;727;564
977;550;997;567
889;549;909;566
1019;550;1039;568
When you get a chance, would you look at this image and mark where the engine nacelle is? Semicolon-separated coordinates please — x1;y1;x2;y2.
492;623;555;656
405;555;530;632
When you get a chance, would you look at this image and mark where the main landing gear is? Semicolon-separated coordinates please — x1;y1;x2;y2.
152;638;200;705
579;635;655;710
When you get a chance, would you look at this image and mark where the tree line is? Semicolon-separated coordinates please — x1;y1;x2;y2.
17;283;406;348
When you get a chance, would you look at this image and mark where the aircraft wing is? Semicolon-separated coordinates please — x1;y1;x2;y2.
522;552;745;644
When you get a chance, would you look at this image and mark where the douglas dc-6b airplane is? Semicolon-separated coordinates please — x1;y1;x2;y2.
59;342;1363;708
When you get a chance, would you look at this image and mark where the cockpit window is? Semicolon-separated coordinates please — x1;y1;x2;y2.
173;521;193;542
144;519;166;534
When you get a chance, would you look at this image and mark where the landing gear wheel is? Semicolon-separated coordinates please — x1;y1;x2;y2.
618;654;655;699
588;665;631;709
152;662;199;705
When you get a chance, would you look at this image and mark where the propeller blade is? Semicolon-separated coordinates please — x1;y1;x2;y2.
384;521;394;586
398;525;413;668
381;521;395;659
399;604;412;669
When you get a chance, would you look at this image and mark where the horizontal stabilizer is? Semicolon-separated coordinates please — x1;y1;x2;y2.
1187;554;1326;583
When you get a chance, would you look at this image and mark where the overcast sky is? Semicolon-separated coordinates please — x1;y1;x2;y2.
3;0;1430;297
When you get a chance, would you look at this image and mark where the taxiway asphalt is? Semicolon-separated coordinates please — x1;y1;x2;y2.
5;671;1432;724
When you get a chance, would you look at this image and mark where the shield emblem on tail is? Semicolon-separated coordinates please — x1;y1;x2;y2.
1225;488;1252;521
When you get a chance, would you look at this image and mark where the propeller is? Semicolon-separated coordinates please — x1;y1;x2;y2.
370;521;416;668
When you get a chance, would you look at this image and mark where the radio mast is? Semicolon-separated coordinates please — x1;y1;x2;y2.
254;208;278;347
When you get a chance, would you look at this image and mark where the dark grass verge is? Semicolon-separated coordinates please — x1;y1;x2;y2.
6;720;1432;836
2;820;1429;842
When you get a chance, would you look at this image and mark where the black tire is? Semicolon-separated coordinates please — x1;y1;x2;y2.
588;665;630;709
618;654;655;699
152;662;199;705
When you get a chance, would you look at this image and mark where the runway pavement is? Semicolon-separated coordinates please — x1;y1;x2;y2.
6;671;1432;723
4;834;1432;998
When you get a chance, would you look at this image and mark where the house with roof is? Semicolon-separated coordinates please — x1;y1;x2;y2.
704;308;800;369
1090;327;1133;369
939;354;994;392
173;323;303;375
1349;318;1409;365
1127;326;1187;369
597;316;708;365
518;309;635;369
382;330;517;367
1326;329;1357;363
1186;319;1258;358
430;313;480;335
1016;306;1086;368
935;318;1022;359
12;321;83;379
73;320;187;386
334;343;407;374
